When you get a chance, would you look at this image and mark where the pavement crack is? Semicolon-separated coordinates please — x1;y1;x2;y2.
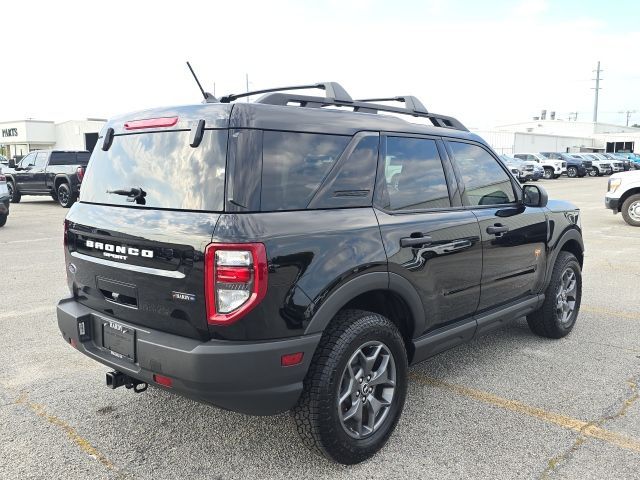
539;375;640;479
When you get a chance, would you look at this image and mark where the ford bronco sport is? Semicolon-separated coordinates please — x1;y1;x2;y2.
57;82;584;464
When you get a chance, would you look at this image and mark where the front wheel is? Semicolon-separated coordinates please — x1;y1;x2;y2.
567;166;578;178
0;214;6;227
527;251;582;338
543;168;554;180
621;194;640;227
588;168;598;177
293;310;408;465
7;181;21;203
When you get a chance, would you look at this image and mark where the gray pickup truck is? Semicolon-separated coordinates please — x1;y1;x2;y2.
5;150;89;207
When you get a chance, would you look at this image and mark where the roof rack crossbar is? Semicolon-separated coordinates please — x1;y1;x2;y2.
256;93;468;131
219;82;353;104
355;96;429;115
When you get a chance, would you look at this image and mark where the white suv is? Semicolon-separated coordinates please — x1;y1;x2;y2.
513;153;566;179
605;170;640;226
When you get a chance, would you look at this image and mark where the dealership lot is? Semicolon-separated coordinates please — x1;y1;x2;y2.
1;177;639;479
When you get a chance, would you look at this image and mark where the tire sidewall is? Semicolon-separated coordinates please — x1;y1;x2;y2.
316;315;408;462
621;194;640;227
549;255;582;335
567;167;577;178
57;183;71;207
589;168;598;177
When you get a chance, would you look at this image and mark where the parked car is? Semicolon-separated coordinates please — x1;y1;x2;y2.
605;170;640;226
0;154;8;167
57;82;584;465
0;169;9;227
540;152;589;178
5;150;90;207
512;153;566;179
499;155;531;182
502;155;543;181
603;153;631;171
570;154;612;177
592;153;624;173
614;153;640;170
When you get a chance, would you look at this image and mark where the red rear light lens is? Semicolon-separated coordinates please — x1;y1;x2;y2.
76;166;85;182
281;352;304;367
204;243;268;326
0;175;5;181
153;374;173;387
124;117;178;131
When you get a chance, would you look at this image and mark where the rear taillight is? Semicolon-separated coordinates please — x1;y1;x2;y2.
204;243;268;326
0;175;5;181
76;166;85;182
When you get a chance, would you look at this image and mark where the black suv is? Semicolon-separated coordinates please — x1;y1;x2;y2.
57;82;584;464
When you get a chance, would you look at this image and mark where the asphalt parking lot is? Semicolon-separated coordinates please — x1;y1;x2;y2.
1;176;639;480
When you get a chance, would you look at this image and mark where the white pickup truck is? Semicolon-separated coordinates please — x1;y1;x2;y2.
513;153;567;179
605;170;640;226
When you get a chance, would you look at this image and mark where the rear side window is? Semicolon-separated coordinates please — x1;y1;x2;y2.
261;131;350;211
447;141;516;206
380;137;450;211
49;152;85;165
81;130;228;211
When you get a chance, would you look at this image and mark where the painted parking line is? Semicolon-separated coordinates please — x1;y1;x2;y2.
410;373;640;454
581;306;640;321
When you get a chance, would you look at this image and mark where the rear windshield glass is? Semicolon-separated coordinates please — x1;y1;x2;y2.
50;151;90;166
80;130;227;211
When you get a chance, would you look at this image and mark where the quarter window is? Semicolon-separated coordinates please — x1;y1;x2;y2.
447;141;516;206
381;137;450;211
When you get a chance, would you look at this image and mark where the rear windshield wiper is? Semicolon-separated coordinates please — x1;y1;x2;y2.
107;187;147;205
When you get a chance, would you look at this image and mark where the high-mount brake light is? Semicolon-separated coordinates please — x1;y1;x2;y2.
204;243;268;326
124;117;178;131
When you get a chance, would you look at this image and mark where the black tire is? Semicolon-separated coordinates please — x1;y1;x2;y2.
292;309;408;465
621;193;640;227
553;174;561;179
0;214;6;227
527;251;582;338
567;166;578;178
7;181;21;203
588;168;598;177
57;182;77;208
543;168;554;180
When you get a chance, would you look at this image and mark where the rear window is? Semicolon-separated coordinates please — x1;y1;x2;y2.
80;130;228;211
49;151;90;165
260;131;350;211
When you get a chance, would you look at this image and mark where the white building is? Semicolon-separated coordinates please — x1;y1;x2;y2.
474;120;640;155
0;119;106;158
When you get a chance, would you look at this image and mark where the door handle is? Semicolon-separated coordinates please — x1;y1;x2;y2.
486;224;509;235
400;235;433;248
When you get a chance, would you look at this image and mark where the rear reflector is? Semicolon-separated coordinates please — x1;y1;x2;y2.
124;117;178;131
281;352;304;367
153;374;173;387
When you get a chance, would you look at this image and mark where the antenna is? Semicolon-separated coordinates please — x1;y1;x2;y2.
186;61;217;103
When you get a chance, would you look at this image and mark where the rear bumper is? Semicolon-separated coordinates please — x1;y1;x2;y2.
57;296;321;415
605;196;620;212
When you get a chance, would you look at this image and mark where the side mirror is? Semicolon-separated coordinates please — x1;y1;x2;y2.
523;184;548;208
8;158;16;168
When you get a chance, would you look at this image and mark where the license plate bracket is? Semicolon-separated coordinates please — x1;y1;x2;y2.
102;321;136;362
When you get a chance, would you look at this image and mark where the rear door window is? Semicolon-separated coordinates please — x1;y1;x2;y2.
260;131;350;211
379;136;451;211
81;130;228;211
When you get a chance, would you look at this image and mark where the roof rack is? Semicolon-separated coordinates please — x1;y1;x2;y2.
256;92;468;131
219;82;353;104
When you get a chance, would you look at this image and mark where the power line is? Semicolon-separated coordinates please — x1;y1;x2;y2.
618;110;636;127
592;61;603;123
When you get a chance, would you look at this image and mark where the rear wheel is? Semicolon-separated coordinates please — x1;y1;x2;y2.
588;168;598;177
7;181;20;203
293;309;408;465
0;214;6;227
553;174;561;179
527;251;582;338
543;168;554;180
57;182;77;208
621;194;640;227
567;166;577;178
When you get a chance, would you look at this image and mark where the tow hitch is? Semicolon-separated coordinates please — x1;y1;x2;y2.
106;371;148;393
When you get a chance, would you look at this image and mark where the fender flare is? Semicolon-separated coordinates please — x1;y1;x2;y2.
304;272;426;338
53;174;73;190
543;227;584;289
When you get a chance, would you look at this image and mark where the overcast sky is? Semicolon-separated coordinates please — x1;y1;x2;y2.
2;0;639;129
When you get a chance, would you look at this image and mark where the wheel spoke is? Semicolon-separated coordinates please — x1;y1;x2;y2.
342;399;362;423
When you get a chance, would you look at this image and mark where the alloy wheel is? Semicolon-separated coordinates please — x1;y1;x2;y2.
556;267;578;325
338;341;396;439
628;200;640;223
567;167;577;178
58;186;69;206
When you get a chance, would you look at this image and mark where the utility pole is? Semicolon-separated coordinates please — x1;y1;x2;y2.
568;112;578;121
592;61;603;123
619;110;636;127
